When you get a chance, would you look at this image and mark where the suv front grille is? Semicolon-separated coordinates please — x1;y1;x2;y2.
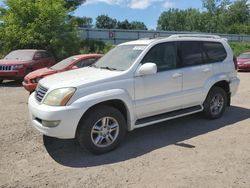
35;84;48;102
0;65;12;71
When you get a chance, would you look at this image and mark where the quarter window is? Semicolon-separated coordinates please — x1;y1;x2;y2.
142;42;177;72
203;42;227;63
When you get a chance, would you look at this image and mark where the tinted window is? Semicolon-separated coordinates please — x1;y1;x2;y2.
142;42;177;72
41;52;50;58
178;41;203;67
203;42;227;63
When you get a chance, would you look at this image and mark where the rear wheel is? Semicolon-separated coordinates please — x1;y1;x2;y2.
76;105;126;154
203;87;227;119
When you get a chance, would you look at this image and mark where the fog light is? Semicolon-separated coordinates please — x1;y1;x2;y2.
42;120;60;128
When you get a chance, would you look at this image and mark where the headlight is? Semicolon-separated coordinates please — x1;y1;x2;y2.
244;61;250;65
43;87;76;106
12;64;24;70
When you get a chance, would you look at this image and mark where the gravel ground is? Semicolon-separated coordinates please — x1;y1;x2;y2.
0;73;250;188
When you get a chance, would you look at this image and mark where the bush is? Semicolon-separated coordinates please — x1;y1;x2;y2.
230;42;250;56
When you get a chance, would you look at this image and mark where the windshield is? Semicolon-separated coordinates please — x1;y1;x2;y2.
94;45;146;71
238;53;250;59
51;56;79;70
4;50;35;61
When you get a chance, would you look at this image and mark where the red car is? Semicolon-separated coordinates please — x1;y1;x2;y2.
0;49;55;83
237;52;250;71
23;54;103;92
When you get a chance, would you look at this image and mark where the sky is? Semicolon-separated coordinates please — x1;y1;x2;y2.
74;0;204;29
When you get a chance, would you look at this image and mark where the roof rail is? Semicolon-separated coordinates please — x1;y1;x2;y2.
169;34;221;39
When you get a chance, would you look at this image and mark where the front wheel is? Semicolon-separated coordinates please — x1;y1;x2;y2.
203;87;227;119
76;105;126;154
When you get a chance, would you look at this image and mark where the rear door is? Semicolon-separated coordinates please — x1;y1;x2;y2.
178;41;213;108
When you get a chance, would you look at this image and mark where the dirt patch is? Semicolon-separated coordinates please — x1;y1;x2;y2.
0;73;250;188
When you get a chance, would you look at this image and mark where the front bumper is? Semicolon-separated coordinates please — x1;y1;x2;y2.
28;93;84;139
0;70;25;80
237;64;250;71
22;80;37;92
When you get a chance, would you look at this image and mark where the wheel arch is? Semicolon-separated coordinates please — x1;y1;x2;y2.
208;80;231;106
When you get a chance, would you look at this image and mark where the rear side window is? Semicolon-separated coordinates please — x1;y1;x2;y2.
203;42;227;63
178;41;204;67
142;42;177;72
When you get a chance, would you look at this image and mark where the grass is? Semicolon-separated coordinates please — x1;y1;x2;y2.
229;42;250;56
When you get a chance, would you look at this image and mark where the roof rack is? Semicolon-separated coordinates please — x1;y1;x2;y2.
169;34;221;39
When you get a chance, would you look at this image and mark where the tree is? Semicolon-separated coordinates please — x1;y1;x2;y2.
130;21;147;30
0;0;81;60
65;0;85;11
73;16;93;28
116;19;131;29
116;19;147;30
96;15;117;29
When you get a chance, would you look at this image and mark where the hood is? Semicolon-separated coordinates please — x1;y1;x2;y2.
39;67;122;89
237;58;250;64
25;68;57;79
0;59;33;65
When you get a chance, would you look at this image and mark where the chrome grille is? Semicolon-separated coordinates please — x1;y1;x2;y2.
35;84;48;102
0;65;12;71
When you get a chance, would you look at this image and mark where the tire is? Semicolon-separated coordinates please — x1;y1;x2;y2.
76;105;126;154
0;80;3;84
203;87;227;119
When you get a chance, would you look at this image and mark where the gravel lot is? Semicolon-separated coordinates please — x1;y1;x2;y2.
0;73;250;188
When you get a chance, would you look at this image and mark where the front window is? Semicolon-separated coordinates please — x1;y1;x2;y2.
51;56;79;70
238;53;250;59
4;50;35;61
94;45;146;71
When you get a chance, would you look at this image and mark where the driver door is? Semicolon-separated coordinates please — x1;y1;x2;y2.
134;42;183;119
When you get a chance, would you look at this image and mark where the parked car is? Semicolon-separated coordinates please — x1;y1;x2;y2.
28;35;240;154
0;49;55;83
23;54;103;92
237;52;250;71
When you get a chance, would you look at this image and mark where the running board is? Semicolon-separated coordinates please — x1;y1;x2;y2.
135;105;203;128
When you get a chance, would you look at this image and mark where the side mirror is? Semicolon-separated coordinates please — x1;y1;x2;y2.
136;63;157;76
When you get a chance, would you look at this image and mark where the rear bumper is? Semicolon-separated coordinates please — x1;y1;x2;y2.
230;78;240;97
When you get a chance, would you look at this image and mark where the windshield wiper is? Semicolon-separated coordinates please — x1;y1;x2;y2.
99;66;118;71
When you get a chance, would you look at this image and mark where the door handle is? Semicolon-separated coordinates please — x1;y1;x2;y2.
172;73;182;78
202;68;211;73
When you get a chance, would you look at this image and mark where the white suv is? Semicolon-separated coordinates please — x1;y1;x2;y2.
28;35;240;154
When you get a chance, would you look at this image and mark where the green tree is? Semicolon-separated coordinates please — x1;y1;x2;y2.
116;19;131;29
0;0;82;60
73;16;93;28
130;21;147;30
65;0;86;11
96;15;117;29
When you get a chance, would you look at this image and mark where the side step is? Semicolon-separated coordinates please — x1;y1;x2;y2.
135;105;203;127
